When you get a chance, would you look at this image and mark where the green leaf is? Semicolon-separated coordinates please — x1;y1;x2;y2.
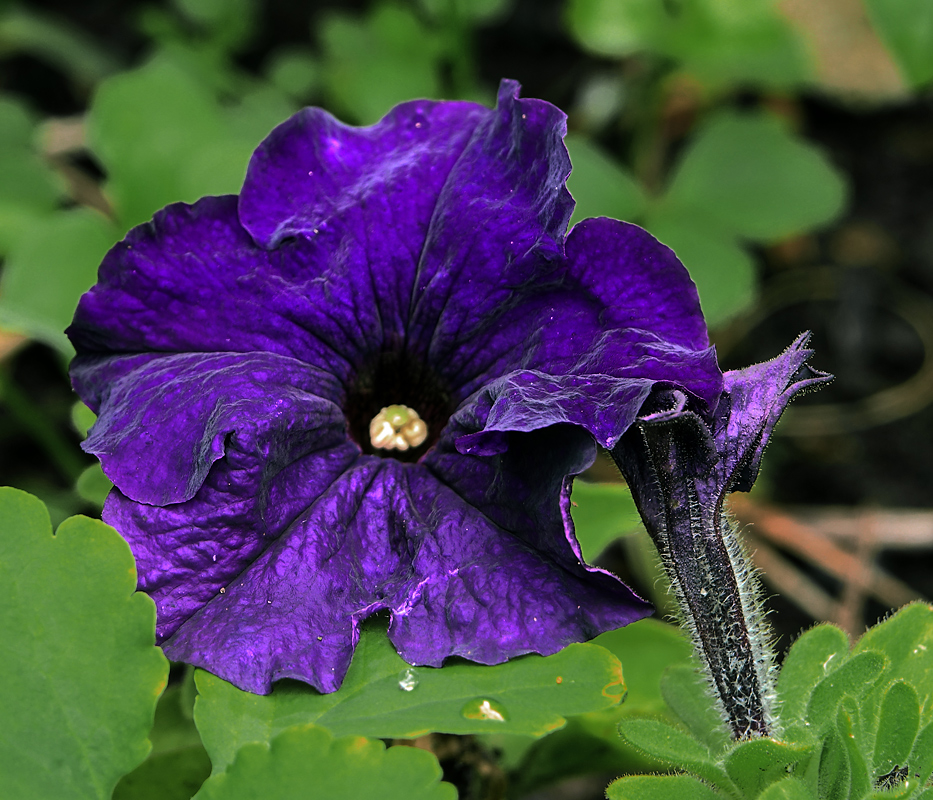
755;776;815;800
565;0;667;58
807;651;887;735
863;0;933;88
837;698;871;800
725;737;816;798
112;747;211;800
566;0;810;89
873;681;920;778
89;55;267;229
660;664;731;754
818;726;851;800
71;401;97;438
777;624;850;732
663;110;847;242
617;718;732;789
592;618;693;719
569;480;642;562
320;2;441;125
194;619;626;772
264;47;320;101
76;463;113;508
0;487;169;799
643;209;755;326
508;718;652;799
193;723;455;800
0;99;64;253
853;603;933;723
661;0;810;90
0;8;119;87
565;135;647;227
113;681;210;800
904;721;933;792
0;207;119;355
417;0;512;23
607;773;723;800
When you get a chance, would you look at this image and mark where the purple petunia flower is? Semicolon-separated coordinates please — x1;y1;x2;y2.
67;80;724;695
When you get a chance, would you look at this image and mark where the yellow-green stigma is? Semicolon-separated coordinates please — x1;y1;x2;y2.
369;404;429;452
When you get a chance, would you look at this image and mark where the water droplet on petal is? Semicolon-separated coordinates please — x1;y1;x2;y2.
398;668;419;692
461;698;507;722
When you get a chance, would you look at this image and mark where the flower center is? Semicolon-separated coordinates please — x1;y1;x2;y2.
369;405;428;451
344;351;454;461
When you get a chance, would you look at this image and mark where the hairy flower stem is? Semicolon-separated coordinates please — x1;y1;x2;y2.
613;421;777;740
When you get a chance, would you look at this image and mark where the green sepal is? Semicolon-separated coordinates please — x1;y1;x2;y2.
777;624;850;735
806;651;887;736
192;723;455;800
617;718;733;790
873;681;920;779
724;737;817;799
606;773;724;800
660;664;732;754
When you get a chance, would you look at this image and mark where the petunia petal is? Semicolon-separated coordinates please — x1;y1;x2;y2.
108;423;648;694
76;350;345;505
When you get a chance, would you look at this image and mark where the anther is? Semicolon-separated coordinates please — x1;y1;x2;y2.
369;405;428;452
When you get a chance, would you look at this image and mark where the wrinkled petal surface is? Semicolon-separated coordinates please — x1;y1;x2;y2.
69;80;723;694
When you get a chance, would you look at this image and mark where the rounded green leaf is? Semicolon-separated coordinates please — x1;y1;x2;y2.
873;681;920;777
88;55;271;229
193;724;455;800
565;135;647;227
660;664;731;754
194;620;626;772
569;480;642;562
76;463;113;509
902;721;933;792
607;773;722;800
112;747;211;800
0;207;119;355
592;619;692;719
755;776;815;800
777;623;850;731
853;603;933;717
663;110;847;242
725;738;816;798
837;699;871;800
807;651;887;735
818;727;851;800
0;487;169;800
617;718;731;789
565;0;667;57
320;3;441;125
643;209;756;326
863;0;933;88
